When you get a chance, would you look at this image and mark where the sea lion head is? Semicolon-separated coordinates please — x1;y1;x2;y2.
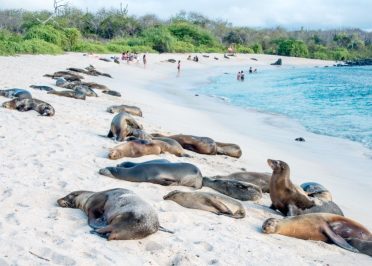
2;99;17;109
108;149;121;160
262;218;280;234
57;191;89;208
163;190;182;200
267;159;288;172
41;105;55;116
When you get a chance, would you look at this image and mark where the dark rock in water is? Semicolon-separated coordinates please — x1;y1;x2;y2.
338;58;372;67
295;137;305;142
195;94;199;97
167;59;177;63
271;58;282;65
251;58;258;61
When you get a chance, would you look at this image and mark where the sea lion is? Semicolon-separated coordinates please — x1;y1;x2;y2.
107;112;143;141
99;161;203;188
74;85;98;97
127;129;152;141
102;90;121;97
116;159;170;168
212;172;271;193
47;90;86;100
262;213;372;254
2;98;55;116
30;85;54;92
215;142;242;158
0;88;32;99
346;238;372;257
301;182;333;202
107;105;143;117
152;134;217;155
163;190;245;219
268;159;316;216
44;71;84;82
85;65;112;78
82;82;108;91
287;200;344;216
57;188;160;240
202;177;262;201
152;137;188;157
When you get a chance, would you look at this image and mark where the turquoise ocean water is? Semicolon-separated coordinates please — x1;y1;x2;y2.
194;66;372;149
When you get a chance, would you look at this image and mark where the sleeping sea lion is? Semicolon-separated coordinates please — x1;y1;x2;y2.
107;105;143;117
107;112;143;141
212;172;271;193
262;213;372;255
164;190;245;219
47;90;86;100
57;188;160;240
99;161;203;188
2;98;55;116
301;182;333;202
152;134;217;155
30;85;54;92
215;142;242;158
74;85;98;97
102;90;121;97
0;88;32;99
268;159;316;216
202;177;262;201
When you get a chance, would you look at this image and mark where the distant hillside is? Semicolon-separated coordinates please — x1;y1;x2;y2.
0;7;371;60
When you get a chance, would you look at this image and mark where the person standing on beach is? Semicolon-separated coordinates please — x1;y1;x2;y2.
240;71;245;81
177;60;181;71
237;71;241;80
143;54;147;68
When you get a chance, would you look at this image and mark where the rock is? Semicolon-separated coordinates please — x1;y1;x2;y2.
167;59;177;63
271;58;282;65
295;137;305;142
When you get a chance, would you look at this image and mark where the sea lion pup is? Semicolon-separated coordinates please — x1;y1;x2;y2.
202;177;262;201
47;90;86;100
30;85;54;92
57;188;161;240
301;182;333;202
102;89;121;97
99;161;203;188
215;142;242;158
151;133;217;155
107;112;143;141
262;213;372;254
268;159;316;216
212;172;271;193
107;105;143;117
163;190;245;219
0;88;32;99
2;98;55;116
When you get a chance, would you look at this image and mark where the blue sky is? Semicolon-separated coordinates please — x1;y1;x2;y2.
0;0;371;30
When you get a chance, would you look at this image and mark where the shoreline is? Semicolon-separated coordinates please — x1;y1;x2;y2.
1;53;371;265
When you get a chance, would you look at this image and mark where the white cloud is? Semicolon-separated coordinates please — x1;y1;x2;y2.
0;0;371;29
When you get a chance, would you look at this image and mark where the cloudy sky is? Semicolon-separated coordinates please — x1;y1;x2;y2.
0;0;371;30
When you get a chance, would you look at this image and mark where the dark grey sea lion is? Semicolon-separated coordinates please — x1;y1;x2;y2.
202;177;262;201
57;188;160;240
107;112;143;141
102;90;121;97
212;172;271;193
99;161;203;188
116;159;170;168
44;71;84;82
164;190;245;218
301;182;333;202
0;88;32;99
74;85;98;97
85;65;112;78
167;59;176;63
107;105;143;117
47;90;86;100
2;98;55;116
346;238;372;257
287;200;344;216
215;142;242;158
30;85;54;92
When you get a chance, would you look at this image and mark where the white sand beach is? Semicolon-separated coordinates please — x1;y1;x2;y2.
0;53;371;265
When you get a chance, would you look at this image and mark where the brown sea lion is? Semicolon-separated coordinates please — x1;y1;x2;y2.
99;160;203;188
85;65;112;78
44;71;84;82
212;172;271;193
108;139;187;159
262;213;372;254
163;190;245;219
102;90;121;97
126;129;152;141
47;90;86;100
2;98;55;116
202;177;262;201
215;142;242;158
107;105;143;117
0;88;32;99
57;188;161;240
151;133;217;155
346;238;372;257
301;182;333;202
267;159;316;216
81;82;109;91
107;112;143;141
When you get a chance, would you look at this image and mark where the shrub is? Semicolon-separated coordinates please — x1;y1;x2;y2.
276;39;309;57
250;43;263;53
168;22;217;47
20;39;63;54
236;45;254;54
173;41;195;53
72;40;108;53
25;25;67;47
64;28;81;50
142;26;175;53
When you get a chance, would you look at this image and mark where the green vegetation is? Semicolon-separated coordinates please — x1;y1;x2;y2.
0;7;371;60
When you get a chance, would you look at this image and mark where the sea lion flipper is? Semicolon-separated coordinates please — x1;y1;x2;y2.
88;216;107;229
323;225;360;253
107;130;114;138
207;198;232;216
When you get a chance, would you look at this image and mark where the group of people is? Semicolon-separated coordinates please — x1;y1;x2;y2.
187;55;199;62
120;52;147;68
237;67;258;81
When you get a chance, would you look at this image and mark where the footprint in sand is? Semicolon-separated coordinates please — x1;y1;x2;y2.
5;213;20;226
31;248;76;265
194;241;213;251
1;188;12;201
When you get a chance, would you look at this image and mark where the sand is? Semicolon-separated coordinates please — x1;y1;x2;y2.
0;53;371;265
